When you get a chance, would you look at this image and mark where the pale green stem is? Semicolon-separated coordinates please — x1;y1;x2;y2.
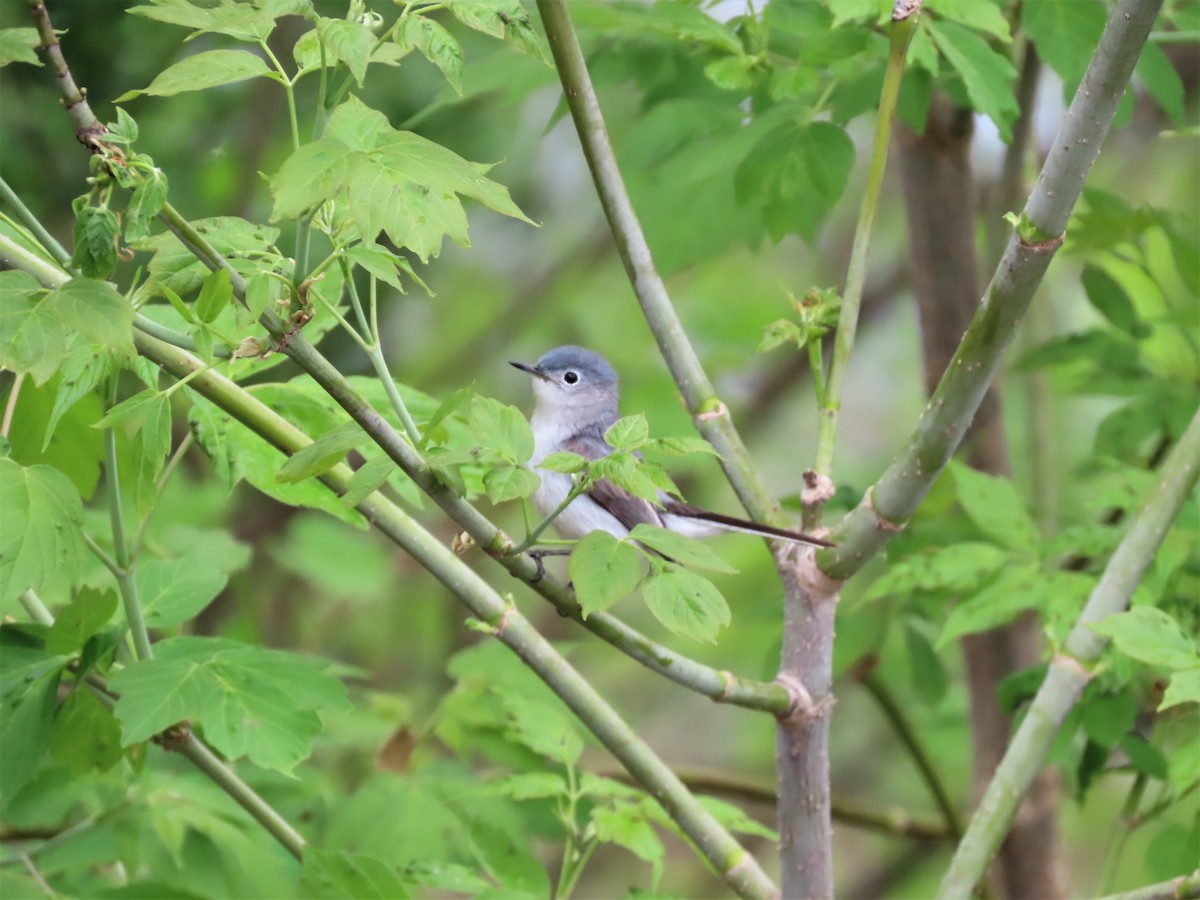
19;589;55;626
0;231;69;288
509;478;589;555
814;15;916;479
1094;870;1200;900
131;432;194;556
938;402;1200;898
340;260;422;445
0;175;72;268
104;376;153;662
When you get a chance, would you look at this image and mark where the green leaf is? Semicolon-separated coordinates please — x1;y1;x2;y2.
51;278;135;355
0;27;41;68
591;453;668;504
93;388;160;429
0;458;87;605
569;531;643;617
42;342;112;454
698;795;779;841
1121;732;1169;779
417;384;471;451
1023;0;1107;93
736;121;855;243
110;636;349;773
339;455;394;508
605;414;650;451
301;849;411;900
396;15;463;94
1136;41;1185;125
591;802;665;876
118;49;271;100
537;451;589;474
195;267;232;323
491;772;568;800
105;107;139;144
1081;687;1137;747
644;436;720;457
1161;668;1200;712
447;0;552;63
501;693;583;766
758;318;804;352
927;0;1010;41
132;394;172;514
469;395;534;463
344;244;424;295
642;565;730;643
924;19;1019;141
949;461;1039;553
48;688;123;775
904;618;948;706
0;644;66;799
188;389;365;528
270;97;533;262
316;17;372;87
138;556;228;628
1081;265;1148;338
482;464;539;504
127;0;277;42
936;564;1043;647
70;205;119;279
277;421;367;483
125;168;169;241
45;588;118;655
1089;608;1198;670
629;524;736;574
0;271;65;385
704;54;758;91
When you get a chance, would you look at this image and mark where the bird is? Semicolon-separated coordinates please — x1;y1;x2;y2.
510;345;833;549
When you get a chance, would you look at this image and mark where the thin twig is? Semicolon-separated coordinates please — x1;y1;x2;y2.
2;372;26;438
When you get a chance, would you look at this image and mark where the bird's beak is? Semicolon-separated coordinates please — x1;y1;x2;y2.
509;360;552;383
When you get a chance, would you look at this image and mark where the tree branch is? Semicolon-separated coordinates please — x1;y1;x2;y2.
1095;871;1200;900
938;401;1200;898
820;0;1167;581
132;328;779;899
535;0;781;525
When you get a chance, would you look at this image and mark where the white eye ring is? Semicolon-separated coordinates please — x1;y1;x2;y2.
563;371;579;384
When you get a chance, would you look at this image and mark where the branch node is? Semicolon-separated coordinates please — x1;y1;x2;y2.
1052;651;1093;682
696;400;728;422
153;721;193;752
773;674;834;726
1017;230;1065;253
715;670;735;701
494;603;515;638
865;485;905;533
801;470;835;506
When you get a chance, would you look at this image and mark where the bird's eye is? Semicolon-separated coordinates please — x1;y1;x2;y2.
563;371;579;385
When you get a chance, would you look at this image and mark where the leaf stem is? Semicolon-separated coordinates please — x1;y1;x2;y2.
509;477;588;555
2;371;25;439
103;375;154;662
131;431;194;556
340;260;422;445
813;13;915;480
0;175;72;268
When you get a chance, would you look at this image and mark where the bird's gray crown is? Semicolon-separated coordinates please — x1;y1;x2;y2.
535;345;618;389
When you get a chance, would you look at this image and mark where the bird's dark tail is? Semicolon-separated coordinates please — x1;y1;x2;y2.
663;502;835;548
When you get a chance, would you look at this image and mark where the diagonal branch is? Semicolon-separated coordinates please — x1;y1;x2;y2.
535;0;782;526
820;0;1166;582
937;402;1200;897
130;328;780;899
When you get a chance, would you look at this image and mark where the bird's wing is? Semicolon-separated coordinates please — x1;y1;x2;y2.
562;430;665;534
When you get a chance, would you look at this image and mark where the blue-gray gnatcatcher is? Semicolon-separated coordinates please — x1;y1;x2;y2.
511;345;833;549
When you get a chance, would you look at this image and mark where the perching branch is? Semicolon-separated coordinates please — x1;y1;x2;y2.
535;0;783;527
131;328;779;899
820;0;1166;582
937;402;1200;898
19;0;792;720
1095;871;1200;900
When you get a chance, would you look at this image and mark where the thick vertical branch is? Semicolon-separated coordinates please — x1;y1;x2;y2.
897;95;1066;900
